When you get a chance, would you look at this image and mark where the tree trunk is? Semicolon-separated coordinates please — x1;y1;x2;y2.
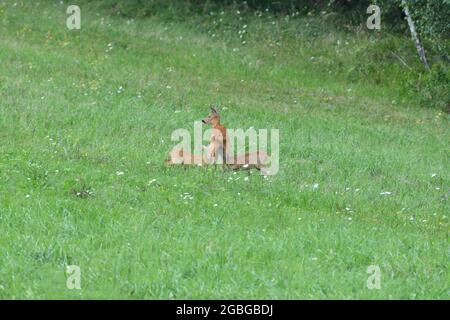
401;0;431;71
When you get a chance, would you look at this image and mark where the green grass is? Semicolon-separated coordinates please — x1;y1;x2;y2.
0;0;448;299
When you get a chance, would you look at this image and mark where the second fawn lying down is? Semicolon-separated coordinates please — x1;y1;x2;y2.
166;148;211;166
226;151;270;173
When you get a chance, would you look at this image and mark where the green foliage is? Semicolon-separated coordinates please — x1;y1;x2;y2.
407;0;450;58
418;62;450;112
408;0;450;39
346;35;414;85
91;0;449;60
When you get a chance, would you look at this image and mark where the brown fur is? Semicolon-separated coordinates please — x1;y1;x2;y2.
202;107;227;164
228;151;270;172
166;149;210;166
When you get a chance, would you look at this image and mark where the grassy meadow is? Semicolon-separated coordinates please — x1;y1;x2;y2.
0;0;448;299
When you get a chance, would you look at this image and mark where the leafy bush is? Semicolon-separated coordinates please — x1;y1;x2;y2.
407;0;450;58
417;62;450;112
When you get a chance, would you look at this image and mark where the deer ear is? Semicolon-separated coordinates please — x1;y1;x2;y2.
211;106;219;114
